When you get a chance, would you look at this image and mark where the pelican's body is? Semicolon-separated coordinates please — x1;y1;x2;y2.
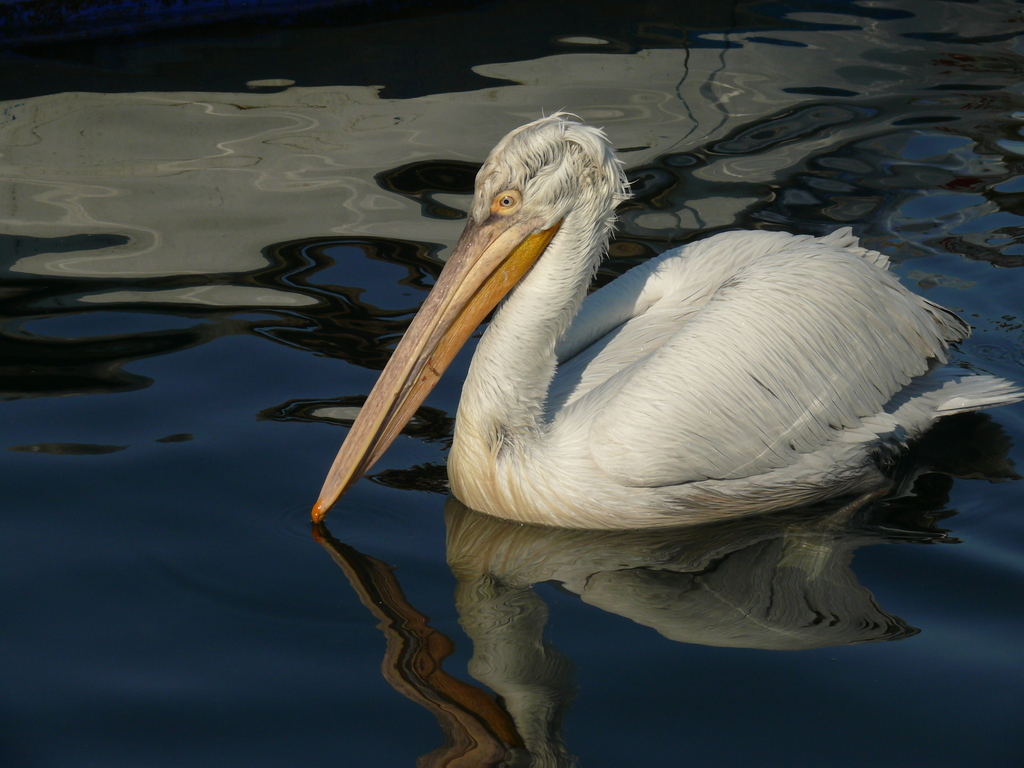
314;114;1020;529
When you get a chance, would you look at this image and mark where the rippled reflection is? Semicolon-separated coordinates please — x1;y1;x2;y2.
3;0;1022;411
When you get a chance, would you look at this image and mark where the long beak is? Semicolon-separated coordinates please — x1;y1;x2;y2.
312;214;562;522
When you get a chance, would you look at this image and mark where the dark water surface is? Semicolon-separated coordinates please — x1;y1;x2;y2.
3;1;1024;766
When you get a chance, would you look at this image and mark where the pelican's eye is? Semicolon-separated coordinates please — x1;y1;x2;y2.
491;189;522;215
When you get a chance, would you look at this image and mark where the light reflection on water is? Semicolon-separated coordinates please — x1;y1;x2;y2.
2;1;1023;766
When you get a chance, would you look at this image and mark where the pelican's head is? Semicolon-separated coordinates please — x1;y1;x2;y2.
469;113;628;235
312;114;628;521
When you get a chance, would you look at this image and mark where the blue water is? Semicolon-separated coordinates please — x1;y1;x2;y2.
2;1;1024;766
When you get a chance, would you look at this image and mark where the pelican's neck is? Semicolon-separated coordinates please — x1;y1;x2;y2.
454;211;605;455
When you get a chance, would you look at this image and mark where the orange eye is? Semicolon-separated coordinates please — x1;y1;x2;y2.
492;190;522;213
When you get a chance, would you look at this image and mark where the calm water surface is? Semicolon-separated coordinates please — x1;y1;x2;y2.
3;1;1024;765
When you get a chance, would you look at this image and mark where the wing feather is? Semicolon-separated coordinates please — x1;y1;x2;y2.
557;230;967;487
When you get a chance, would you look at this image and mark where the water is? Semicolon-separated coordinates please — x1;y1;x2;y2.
2;1;1023;765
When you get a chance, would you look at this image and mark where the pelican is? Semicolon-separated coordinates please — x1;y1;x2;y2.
312;114;1020;529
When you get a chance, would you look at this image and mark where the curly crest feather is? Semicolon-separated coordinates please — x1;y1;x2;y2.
471;113;629;228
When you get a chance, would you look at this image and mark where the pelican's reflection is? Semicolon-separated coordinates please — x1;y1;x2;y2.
443;500;920;768
315;413;1016;767
447;498;913;655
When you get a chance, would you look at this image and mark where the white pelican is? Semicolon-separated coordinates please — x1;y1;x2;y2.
312;114;1020;529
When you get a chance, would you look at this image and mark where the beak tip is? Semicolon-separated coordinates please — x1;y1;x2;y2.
311;499;329;523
